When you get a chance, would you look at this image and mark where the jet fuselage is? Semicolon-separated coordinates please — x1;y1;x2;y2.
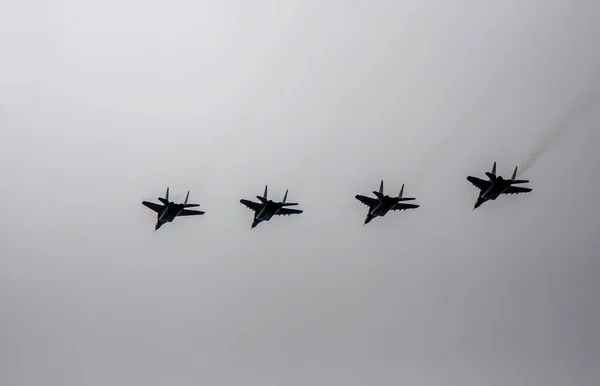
480;177;512;200
370;196;398;217
158;203;185;222
256;201;284;221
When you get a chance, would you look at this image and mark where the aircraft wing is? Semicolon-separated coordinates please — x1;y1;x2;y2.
275;208;303;216
502;186;532;195
355;195;377;207
467;176;490;190
392;203;420;211
142;201;164;213
178;209;205;216
240;199;262;211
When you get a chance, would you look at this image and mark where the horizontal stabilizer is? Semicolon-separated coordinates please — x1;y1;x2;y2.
511;179;529;184
257;196;267;203
397;197;416;202
281;202;299;206
373;191;384;199
485;172;496;180
184;204;200;208
178;209;205;216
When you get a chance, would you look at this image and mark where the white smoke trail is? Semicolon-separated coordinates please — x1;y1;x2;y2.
519;90;600;173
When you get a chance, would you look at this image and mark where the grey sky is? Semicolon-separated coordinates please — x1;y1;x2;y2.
1;1;599;385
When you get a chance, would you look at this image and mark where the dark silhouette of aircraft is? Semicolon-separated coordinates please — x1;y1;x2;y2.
240;185;303;229
355;180;419;224
467;162;532;209
142;187;205;230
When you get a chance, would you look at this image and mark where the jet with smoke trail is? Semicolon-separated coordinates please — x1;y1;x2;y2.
520;91;600;173
467;162;532;209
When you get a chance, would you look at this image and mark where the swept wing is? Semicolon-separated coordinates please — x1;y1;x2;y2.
276;208;303;216
466;176;490;190
355;195;377;207
142;201;164;213
502;186;532;195
240;199;262;211
392;203;420;211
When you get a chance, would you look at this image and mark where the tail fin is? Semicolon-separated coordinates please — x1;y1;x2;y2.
256;185;268;203
509;166;529;183
397;183;416;202
485;161;497;180
159;187;170;205
281;189;298;206
373;180;384;198
184;191;190;205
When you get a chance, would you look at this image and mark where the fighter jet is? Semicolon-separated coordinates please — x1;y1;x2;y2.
240;185;303;229
467;162;532;209
355;180;420;224
142;187;205;230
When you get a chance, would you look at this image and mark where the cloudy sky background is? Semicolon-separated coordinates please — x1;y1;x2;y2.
1;1;599;385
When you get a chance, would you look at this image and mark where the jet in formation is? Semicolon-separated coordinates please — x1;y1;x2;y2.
142;187;205;230
467;162;532;209
240;185;303;228
355;180;420;224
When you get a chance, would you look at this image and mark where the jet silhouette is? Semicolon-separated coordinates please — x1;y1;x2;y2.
240;185;303;229
142;187;205;230
355;180;419;224
467;162;532;209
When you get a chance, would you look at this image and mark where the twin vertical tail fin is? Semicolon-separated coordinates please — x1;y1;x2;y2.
398;183;416;202
159;187;170;205
257;185;268;203
281;188;299;206
485;161;497;180
182;191;200;207
373;180;384;198
510;166;530;184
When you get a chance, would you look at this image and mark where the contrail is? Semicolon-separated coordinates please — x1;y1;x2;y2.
520;90;600;173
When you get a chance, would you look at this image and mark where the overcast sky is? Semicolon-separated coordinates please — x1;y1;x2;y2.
1;1;600;385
